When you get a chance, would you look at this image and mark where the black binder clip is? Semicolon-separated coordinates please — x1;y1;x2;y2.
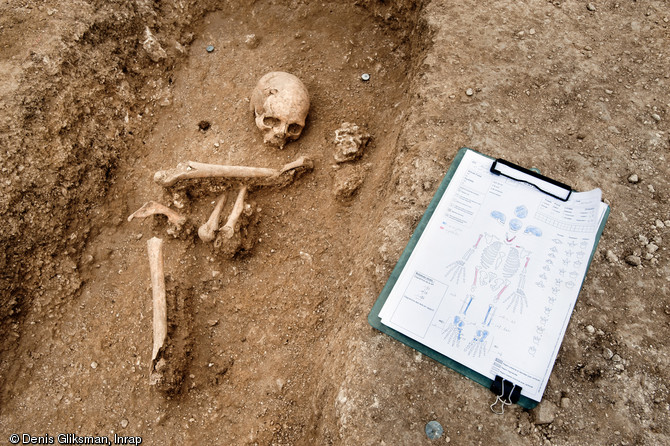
489;375;522;415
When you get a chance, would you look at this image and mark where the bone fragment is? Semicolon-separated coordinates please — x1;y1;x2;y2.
153;156;313;187
128;201;187;228
279;156;312;174
198;192;227;242
147;237;167;364
221;186;248;239
334;122;371;163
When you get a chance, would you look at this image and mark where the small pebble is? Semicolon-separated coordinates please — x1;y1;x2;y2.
466;88;474;96
606;250;619;263
627;174;639;183
91;361;98;369
560;397;571;409
647;243;659;253
656;219;665;228
586;325;595;334
612;354;622;362
652;113;661;122
648;184;656;193
605;89;613;94
529;28;536;35
587;3;596;11
244;34;260;49
121;419;129;429
299;251;313;264
603;347;614;359
208;319;219;327
625;255;642;266
533;401;557;425
206;45;215;53
361;73;370;81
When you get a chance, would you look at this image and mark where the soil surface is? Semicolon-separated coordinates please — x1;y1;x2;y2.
1;0;669;445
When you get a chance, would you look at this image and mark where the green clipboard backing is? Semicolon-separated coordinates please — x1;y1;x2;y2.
367;147;610;410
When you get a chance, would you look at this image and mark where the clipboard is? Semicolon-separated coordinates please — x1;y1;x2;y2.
368;147;610;410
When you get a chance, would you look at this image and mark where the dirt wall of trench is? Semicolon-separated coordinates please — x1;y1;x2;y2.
0;0;426;381
0;0;430;442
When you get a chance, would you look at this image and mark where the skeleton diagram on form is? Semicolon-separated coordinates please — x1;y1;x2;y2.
442;204;543;358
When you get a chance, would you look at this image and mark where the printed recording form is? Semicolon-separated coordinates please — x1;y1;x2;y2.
378;150;608;401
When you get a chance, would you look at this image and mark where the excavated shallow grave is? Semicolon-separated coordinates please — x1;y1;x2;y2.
0;1;428;443
5;1;670;445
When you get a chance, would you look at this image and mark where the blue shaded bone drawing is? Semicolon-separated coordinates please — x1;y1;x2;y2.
442;315;466;347
514;205;528;218
464;329;489;357
443;293;474;347
491;210;506;225
464;305;494;357
490;205;542;243
525;226;543;237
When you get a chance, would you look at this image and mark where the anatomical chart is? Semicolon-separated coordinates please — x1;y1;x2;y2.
379;150;608;402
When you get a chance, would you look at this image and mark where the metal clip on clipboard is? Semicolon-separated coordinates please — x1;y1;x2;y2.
490;159;572;202
490;375;523;415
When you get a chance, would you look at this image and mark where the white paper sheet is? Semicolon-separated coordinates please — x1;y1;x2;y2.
379;150;608;401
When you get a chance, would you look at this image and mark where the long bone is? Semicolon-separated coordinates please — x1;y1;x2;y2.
198;192;227;242
147;237;167;365
221;185;248;239
128;201;187;228
153;156;312;187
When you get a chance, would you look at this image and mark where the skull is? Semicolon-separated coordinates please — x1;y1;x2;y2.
250;71;310;149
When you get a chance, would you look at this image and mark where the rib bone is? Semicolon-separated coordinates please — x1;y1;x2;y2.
147;237;167;364
198;192;227;242
221;185;248;239
153;156;313;187
128;201;187;228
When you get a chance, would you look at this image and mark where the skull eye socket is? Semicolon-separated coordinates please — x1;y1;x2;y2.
287;123;303;135
263;116;281;127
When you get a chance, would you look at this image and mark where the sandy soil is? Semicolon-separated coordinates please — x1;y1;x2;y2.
0;0;669;445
